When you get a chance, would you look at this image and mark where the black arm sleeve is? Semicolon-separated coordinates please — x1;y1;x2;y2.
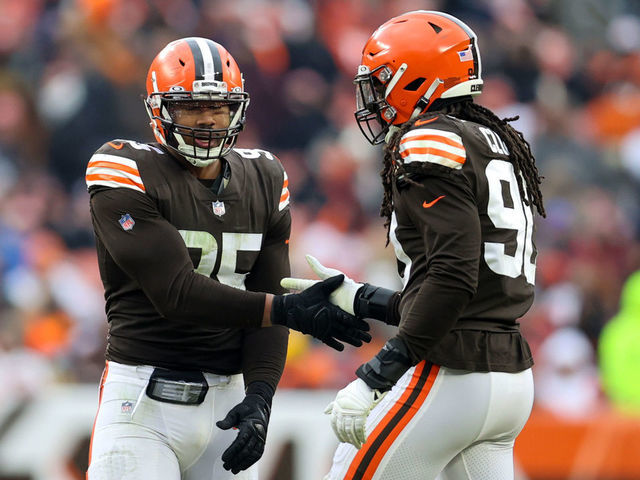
89;187;266;328
396;171;480;363
242;210;291;391
386;291;402;326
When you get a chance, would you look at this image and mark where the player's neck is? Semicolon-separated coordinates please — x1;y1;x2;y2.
186;158;222;179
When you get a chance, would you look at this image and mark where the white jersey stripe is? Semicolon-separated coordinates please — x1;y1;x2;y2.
400;139;466;158
86;153;145;192
400;127;466;169
279;171;290;211
401;153;463;169
402;127;464;145
86;166;143;183
89;153;140;170
389;212;412;288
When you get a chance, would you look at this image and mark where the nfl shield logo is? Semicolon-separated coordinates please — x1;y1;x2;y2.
212;201;226;217
119;213;135;231
121;401;133;413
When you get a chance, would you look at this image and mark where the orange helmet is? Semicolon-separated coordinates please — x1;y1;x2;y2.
144;37;250;166
355;11;483;144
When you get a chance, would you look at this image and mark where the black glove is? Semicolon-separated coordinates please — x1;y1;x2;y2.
271;274;371;351
216;383;272;474
356;336;414;392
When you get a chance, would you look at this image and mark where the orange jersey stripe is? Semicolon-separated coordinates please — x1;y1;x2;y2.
283;178;289;188
400;134;463;150
399;146;466;164
280;190;290;203
86;173;146;192
87;160;141;177
345;362;439;480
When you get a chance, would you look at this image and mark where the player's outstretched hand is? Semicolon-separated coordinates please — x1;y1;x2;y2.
272;274;371;351
281;255;364;315
324;378;387;449
217;394;270;474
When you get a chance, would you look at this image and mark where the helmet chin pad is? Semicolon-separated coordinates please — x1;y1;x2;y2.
175;136;227;167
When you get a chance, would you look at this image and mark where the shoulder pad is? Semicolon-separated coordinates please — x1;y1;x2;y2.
232;148;278;162
232;148;290;211
86;139;157;193
399;124;466;170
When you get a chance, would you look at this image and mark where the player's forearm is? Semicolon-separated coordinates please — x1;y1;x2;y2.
398;281;473;363
242;323;288;392
145;265;267;328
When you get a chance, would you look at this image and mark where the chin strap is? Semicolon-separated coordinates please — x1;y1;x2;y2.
384;125;400;144
410;78;443;122
385;77;444;146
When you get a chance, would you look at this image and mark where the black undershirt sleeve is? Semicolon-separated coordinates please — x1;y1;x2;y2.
242;210;292;391
89;187;266;328
386;291;402;326
396;171;480;363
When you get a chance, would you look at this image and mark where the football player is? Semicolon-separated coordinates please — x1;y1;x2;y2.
85;37;370;480
283;11;546;480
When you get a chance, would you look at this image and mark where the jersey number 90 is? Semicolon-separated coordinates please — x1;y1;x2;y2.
484;159;536;285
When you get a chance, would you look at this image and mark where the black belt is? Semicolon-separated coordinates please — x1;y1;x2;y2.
146;368;209;405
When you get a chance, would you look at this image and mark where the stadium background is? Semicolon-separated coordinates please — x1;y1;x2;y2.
1;0;640;478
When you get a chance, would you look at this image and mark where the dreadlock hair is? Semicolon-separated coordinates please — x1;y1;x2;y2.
380;99;545;243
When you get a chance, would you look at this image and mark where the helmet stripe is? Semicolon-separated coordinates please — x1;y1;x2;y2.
426;10;481;78
186;38;205;80
470;37;481;78
205;40;224;82
186;37;223;82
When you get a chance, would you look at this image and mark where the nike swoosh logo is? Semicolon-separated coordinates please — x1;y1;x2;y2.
423;195;446;208
108;141;124;150
415;117;438;127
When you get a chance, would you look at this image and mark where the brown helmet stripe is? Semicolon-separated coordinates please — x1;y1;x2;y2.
185;38;223;82
205;40;224;82
429;11;481;77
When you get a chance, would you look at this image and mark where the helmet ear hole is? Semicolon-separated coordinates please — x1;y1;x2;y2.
404;78;426;91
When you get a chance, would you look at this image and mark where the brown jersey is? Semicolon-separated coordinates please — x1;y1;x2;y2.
86;140;290;385
390;114;535;372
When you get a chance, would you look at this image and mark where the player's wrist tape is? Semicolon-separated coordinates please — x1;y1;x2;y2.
356;336;413;392
354;284;397;323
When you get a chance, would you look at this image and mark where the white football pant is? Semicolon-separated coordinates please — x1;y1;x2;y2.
326;362;534;480
87;361;257;480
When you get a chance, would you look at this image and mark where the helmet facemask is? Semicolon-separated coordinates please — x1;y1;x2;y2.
354;65;397;145
145;79;250;167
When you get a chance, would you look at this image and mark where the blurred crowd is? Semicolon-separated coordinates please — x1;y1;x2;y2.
1;0;640;420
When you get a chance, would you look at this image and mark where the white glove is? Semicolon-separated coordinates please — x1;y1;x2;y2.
324;378;386;449
281;255;363;315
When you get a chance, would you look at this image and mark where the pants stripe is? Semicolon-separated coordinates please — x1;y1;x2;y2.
345;361;439;480
86;362;109;478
